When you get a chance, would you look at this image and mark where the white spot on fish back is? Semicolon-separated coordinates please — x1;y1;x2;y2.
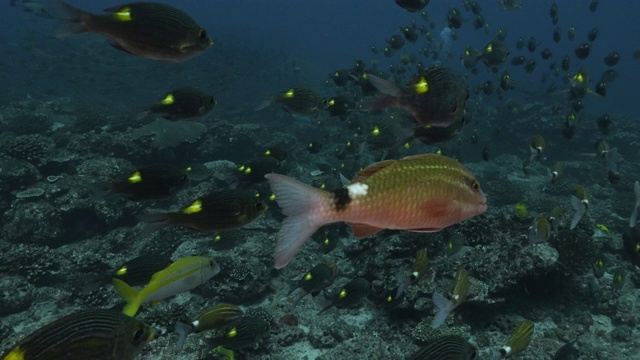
347;182;368;198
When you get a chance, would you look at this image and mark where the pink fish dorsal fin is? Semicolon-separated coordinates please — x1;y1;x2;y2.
349;223;384;238
351;160;397;183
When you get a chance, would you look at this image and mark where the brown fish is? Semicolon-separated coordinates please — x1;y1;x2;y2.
52;1;212;62
366;65;468;128
266;154;486;268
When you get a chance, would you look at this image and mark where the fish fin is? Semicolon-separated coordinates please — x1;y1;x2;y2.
255;100;272;111
112;278;141;317
139;213;172;235
431;292;452;328
265;173;326;268
408;227;441;233
400;154;438;162
348;222;384;238
366;73;401;96
570;196;585;230
108;40;135;55
134;110;150;121
351;160;397;183
51;0;91;37
174;321;194;351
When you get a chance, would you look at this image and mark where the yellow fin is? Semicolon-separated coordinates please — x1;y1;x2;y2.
112;278;141;317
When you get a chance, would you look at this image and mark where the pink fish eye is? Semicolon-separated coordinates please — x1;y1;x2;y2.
471;180;480;191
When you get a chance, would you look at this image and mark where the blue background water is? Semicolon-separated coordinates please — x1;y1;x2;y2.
1;0;639;119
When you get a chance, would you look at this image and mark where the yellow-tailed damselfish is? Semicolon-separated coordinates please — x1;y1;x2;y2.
175;303;244;350
52;1;212;62
141;190;267;233
108;164;189;201
136;88;215;121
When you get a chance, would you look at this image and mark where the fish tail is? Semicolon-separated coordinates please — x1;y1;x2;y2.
431;292;452;328
112;278;141;317
265;173;327;269
139;213;172;235
570;195;585;230
52;0;92;37
174;321;194;350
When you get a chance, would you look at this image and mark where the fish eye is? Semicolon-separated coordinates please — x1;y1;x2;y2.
255;202;264;210
470;351;478;360
198;29;207;40
470;180;480;191
133;328;147;344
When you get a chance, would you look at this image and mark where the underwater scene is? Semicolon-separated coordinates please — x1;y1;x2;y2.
1;0;640;359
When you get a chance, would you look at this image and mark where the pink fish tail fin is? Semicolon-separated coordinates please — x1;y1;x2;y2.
52;0;91;37
265;173;327;269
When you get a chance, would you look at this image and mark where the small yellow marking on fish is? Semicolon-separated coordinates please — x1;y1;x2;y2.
485;43;493;52
183;200;203;214
128;171;142;183
162;94;174;105
237;165;245;172
596;224;609;233
387;295;393;302
339;288;347;298
324;238;330;246
465;49;470;56
227;327;238;338
320;183;326;190
403;142;410;149
269;194;276;201
4;346;26;360
304;272;312;281
285;89;295;98
116;265;128;276
372;126;380;136
214;235;221;242
573;73;584;83
265;150;271;156
113;7;132;21
186;166;192;171
244;167;252;174
328;98;335;106
361;73;368;80
414;76;429;94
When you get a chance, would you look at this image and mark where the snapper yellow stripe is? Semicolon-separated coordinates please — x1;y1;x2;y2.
3;346;26;360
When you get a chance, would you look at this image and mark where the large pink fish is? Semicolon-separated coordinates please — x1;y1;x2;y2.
266;154;487;268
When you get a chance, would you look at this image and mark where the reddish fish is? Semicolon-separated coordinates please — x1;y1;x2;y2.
266;154;487;268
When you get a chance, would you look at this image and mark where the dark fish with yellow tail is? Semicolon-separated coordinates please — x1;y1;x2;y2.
0;309;154;360
319;277;371;314
256;87;326;116
141;190;267;233
207;316;270;350
365;65;468;128
288;262;338;307
136;88;215;121
51;1;212;62
174;303;243;350
432;268;470;328
570;186;590;230
478;41;510;73
108;164;189;201
395;248;428;299
493;320;534;359
113;255;173;286
409;335;477;360
265;154;486;268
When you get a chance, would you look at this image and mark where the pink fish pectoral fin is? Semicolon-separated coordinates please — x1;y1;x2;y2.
349;222;385;238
